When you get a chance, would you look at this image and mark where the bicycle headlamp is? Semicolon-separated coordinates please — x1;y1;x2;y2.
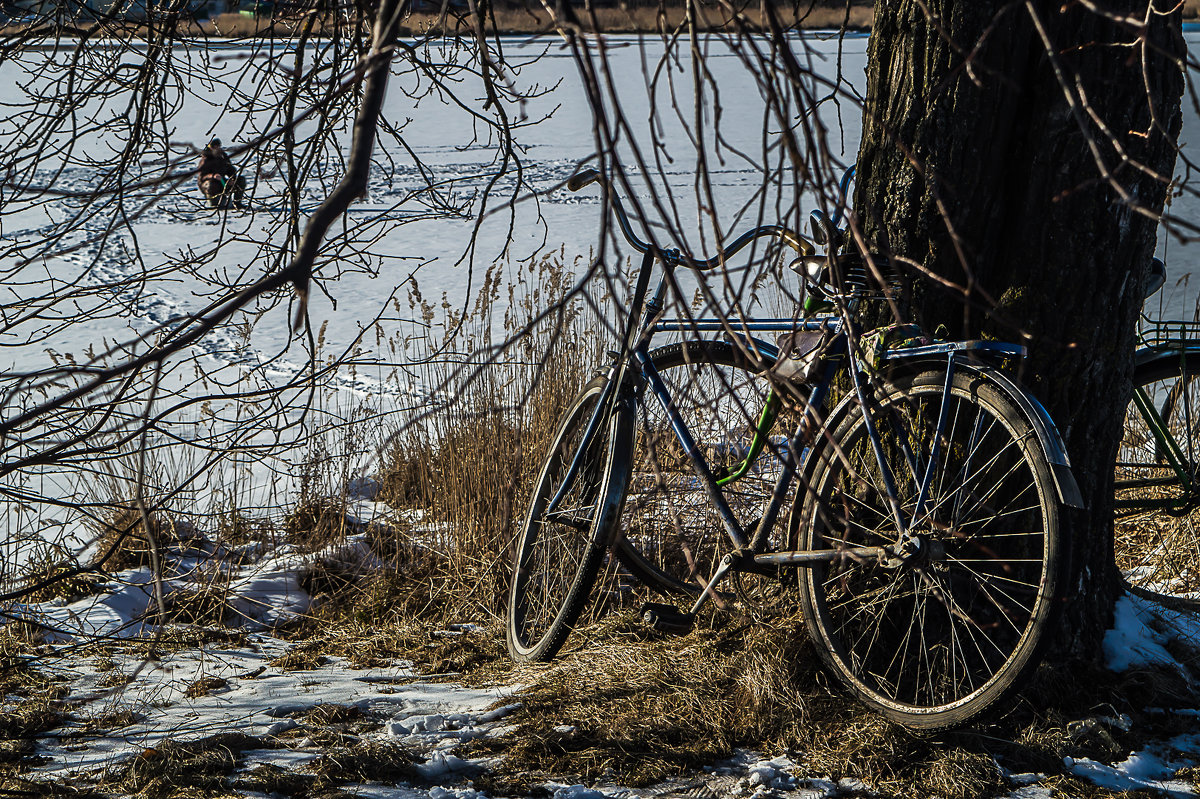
790;256;825;285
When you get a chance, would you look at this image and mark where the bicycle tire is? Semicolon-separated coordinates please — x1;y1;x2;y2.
506;377;633;662
613;340;793;602
1116;352;1200;605
795;367;1065;729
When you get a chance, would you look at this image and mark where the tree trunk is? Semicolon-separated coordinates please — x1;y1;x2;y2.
853;2;1184;657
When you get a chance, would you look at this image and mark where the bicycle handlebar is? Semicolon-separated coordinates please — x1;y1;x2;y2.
567;168;602;192
566;167;815;268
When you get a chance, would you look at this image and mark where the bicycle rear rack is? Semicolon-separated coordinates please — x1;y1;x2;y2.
1138;315;1200;349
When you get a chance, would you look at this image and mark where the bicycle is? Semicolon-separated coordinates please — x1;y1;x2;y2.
1115;259;1200;609
506;166;1083;729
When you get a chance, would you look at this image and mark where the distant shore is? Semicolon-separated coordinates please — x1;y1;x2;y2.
0;2;875;40
207;2;876;37
6;2;1200;40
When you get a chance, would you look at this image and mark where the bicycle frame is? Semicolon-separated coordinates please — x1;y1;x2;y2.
547;243;1048;613
1116;341;1200;513
545;166;1080;614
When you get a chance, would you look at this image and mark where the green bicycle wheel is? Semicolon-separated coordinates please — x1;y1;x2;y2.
1116;352;1200;605
795;367;1065;729
506;378;633;662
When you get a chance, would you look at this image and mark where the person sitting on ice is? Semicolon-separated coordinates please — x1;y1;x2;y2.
197;138;246;209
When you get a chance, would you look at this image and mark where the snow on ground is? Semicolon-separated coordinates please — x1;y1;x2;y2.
8;529;1200;798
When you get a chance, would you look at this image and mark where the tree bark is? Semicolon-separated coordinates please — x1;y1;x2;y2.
853;1;1184;657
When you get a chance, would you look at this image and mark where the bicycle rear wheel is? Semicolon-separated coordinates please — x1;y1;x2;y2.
795;368;1064;729
1116;352;1200;604
613;340;793;600
507;378;633;662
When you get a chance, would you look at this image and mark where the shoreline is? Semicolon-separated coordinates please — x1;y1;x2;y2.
0;3;876;39
4;4;1200;44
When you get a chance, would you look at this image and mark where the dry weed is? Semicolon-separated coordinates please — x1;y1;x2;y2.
234;763;317;796
90;506;183;572
285;498;350;554
211;508;278;548
270;642;330;671
469;612;819;786
307;739;421;787
0;631;58;697
18;550;106;604
164;580;235;626
0;775;104;797
125;624;247;657
183;676;229;698
303;703;365;726
0;697;67;740
277;616;507;675
107;732;270;798
70;708;143;736
97;671;132;689
0;737;41;766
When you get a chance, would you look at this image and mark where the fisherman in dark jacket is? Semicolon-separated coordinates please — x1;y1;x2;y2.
198;138;246;208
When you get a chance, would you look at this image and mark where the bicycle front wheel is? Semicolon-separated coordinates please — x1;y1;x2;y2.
1116;352;1200;603
507;378;632;662
795;368;1064;729
613;340;791;599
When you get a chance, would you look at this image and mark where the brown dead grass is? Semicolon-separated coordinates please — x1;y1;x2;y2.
451;602;1200;797
18;553;106;605
106;732;271;798
0;698;68;741
468;611;819;787
307;739;422;787
0;775;105;798
0;631;59;698
285;498;351;554
90;506;186;572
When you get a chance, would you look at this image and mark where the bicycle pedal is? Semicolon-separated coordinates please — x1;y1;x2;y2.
641;602;694;635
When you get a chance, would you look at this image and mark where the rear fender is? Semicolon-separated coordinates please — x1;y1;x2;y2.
826;354;1085;509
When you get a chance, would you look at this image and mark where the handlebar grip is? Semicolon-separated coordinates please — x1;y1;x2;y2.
567;168;601;192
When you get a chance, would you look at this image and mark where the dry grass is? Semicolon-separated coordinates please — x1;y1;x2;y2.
18;548;106;605
468;611;819;787
0;775;105;798
70;708;144;736
89;506;184;572
0;631;60;697
307;740;422;787
276;612;508;674
1114;505;1200;600
105;732;271;798
285;498;351;554
183;676;229;698
0;698;68;741
270;641;331;671
234;763;318;797
442;602;1200;797
121;624;248;659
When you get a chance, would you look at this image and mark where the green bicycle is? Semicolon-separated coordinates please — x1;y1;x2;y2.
1116;258;1200;608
